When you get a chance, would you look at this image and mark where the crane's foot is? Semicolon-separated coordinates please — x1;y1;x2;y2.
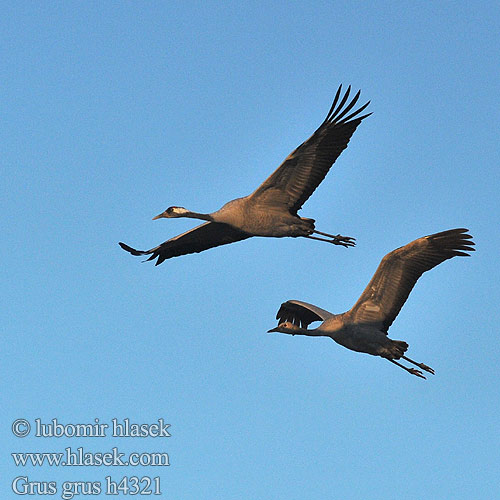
417;363;435;375
331;234;356;247
313;230;356;247
408;368;426;379
388;358;428;380
402;356;435;375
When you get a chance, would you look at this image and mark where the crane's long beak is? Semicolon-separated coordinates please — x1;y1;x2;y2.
267;326;281;333
152;212;165;220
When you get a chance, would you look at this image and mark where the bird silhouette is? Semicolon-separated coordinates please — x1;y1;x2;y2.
119;85;370;265
268;229;475;379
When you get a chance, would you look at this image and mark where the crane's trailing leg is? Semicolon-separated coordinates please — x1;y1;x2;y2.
308;231;356;247
388;359;427;379
306;235;346;244
402;355;435;375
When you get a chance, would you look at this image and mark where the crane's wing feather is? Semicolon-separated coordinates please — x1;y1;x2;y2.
119;222;251;265
275;300;334;328
251;85;371;213
347;229;475;333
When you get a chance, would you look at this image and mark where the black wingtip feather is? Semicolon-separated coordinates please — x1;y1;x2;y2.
427;228;476;256
323;85;344;124
329;85;351;122
340;101;372;125
333;89;361;123
321;88;371;128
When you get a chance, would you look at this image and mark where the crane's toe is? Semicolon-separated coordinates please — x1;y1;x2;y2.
419;363;435;375
409;368;426;379
332;235;356;247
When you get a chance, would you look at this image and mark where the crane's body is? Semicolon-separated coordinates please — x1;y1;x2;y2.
185;196;316;238
274;313;408;357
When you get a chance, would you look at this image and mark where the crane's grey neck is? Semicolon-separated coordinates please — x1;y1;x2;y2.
181;211;214;222
291;327;324;337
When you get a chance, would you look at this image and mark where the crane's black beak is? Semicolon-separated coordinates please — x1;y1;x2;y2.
152;212;165;220
267;326;280;333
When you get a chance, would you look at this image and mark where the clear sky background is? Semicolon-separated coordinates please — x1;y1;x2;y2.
2;2;500;499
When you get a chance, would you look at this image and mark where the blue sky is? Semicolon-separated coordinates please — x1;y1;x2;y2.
2;2;500;499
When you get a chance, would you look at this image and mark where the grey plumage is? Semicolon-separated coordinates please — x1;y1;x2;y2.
119;85;370;265
268;229;475;379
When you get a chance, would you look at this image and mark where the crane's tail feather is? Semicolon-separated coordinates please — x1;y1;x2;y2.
119;242;150;257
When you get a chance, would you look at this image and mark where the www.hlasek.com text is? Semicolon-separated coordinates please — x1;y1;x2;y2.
12;447;170;467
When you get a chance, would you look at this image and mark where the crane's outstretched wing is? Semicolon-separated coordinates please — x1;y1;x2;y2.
119;222;251;265
346;229;475;333
251;85;371;214
275;299;334;328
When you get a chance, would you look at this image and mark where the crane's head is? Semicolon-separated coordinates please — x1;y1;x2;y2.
267;322;302;336
152;206;189;220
